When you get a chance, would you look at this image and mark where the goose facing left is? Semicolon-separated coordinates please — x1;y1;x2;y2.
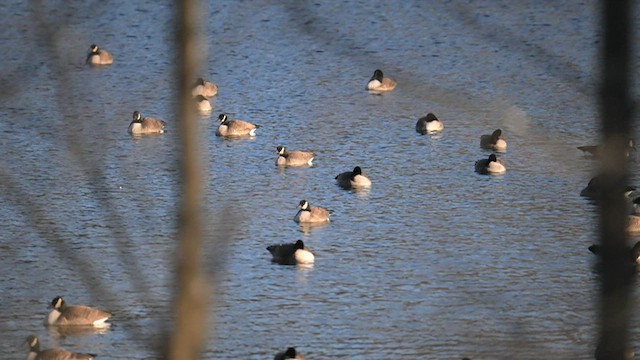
215;113;259;137
276;146;315;167
45;296;112;327
294;199;332;223
366;69;397;93
128;111;166;135
26;335;96;360
86;44;113;65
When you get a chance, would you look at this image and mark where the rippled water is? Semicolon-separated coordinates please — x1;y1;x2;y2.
2;0;640;359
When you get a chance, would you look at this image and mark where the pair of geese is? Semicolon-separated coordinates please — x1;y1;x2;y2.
126;112;256;137
25;296;112;359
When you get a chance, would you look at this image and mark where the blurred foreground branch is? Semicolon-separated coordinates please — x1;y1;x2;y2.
596;0;635;359
167;0;209;358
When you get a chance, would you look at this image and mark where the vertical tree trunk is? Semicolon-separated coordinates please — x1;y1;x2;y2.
167;0;208;358
596;0;634;359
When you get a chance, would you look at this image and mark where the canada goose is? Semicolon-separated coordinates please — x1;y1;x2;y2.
474;154;506;175
579;176;637;202
266;240;314;265
367;69;397;93
480;129;507;152
276;146;315;167
335;166;372;189
192;77;218;98
577;139;635;158
274;347;306;360
195;95;212;113
26;335;96;360
588;241;640;264
294;199;332;223
415;113;444;134
128;111;166;135
85;44;113;65
215;113;259;137
45;296;112;327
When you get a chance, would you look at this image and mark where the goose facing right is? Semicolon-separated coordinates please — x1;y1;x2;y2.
274;347;306;360
266;240;314;265
128;111;166;135
294;199;332;223
474;154;506;175
215;113;259;137
26;335;96;360
86;44;113;65
45;296;112;327
480;129;507;152
415;113;444;134
335;166;372;189
276;146;315;167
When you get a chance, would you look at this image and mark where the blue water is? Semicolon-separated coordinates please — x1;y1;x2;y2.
1;0;639;359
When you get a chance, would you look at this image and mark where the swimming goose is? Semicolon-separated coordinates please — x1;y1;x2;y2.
480;129;507;152
474;154;506;175
274;347;306;360
85;44;113;65
192;77;218;98
367;69;397;93
266;240;314;265
195;95;212;113
294;199;332;223
415;113;444;134
579;176;637;202
26;335;96;360
276;146;315;167
215;113;259;137
45;296;112;327
128;111;166;135
577;139;635;158
335;166;372;189
588;241;640;264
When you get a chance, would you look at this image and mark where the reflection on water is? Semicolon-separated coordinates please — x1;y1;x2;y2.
47;325;111;339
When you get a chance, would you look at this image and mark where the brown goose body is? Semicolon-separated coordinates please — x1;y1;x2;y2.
45;296;112;327
128;111;165;135
276;146;315;166
294;199;332;223
366;69;396;93
215;113;258;137
26;335;96;360
86;44;113;65
192;77;218;97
